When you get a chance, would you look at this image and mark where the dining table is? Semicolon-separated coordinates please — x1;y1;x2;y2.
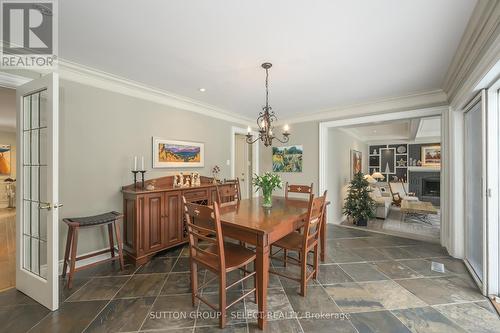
218;196;329;330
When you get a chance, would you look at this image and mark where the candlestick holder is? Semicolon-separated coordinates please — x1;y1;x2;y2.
140;170;146;189
132;170;139;190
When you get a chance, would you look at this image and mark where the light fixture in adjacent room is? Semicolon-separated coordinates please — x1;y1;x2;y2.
199;88;206;92
246;62;290;147
371;172;385;181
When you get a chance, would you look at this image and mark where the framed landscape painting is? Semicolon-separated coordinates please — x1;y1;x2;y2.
350;149;362;179
421;144;441;167
152;137;204;168
272;145;303;172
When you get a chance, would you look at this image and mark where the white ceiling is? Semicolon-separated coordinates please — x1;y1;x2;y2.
342;116;441;142
59;1;476;119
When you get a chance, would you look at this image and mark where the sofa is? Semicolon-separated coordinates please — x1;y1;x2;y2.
370;187;392;219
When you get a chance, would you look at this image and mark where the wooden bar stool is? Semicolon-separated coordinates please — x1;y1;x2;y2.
62;211;124;288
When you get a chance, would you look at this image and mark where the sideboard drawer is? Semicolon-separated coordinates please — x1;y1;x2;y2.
183;188;209;202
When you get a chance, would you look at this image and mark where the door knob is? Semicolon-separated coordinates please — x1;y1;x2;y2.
39;202;51;210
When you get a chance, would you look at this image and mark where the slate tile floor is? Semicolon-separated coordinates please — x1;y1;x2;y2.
1;225;499;333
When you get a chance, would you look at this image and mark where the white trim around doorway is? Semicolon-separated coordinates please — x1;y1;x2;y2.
230;126;259;197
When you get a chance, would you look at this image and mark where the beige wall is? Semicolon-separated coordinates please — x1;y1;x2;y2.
0;86;16;130
327;128;368;223
59;80;239;256
259;121;319;198
259;121;368;223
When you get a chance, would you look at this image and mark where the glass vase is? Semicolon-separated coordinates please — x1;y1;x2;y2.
262;188;273;207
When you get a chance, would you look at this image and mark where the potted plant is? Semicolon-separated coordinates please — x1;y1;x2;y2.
253;172;282;207
343;171;376;226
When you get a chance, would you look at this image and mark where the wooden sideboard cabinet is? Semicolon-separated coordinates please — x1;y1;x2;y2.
122;175;230;264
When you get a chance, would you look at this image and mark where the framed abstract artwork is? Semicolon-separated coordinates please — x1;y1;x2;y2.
350;149;362;179
272;145;303;172
152;137;204;168
380;148;395;174
0;145;10;175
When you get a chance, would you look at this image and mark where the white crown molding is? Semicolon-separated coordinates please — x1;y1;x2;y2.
55;60;253;126
443;0;500;109
282;89;448;125
0;71;31;88
337;128;366;142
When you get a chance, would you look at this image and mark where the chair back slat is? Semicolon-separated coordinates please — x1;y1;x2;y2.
303;191;328;247
183;197;225;271
217;178;241;204
285;182;314;199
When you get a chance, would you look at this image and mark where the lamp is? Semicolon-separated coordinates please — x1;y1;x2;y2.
364;174;377;184
371;172;385;181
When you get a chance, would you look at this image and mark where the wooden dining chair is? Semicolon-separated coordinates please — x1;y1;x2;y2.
270;191;327;297
216;178;241;205
285;182;314;199
183;197;256;328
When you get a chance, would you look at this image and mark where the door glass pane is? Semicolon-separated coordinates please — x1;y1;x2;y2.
23;96;31;131
39;89;48;129
31;129;39;165
22;89;48;279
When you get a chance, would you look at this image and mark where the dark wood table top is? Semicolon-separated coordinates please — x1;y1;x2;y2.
218;196;311;235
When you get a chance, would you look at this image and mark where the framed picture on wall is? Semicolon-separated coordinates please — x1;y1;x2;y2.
272;145;303;172
152;137;204;168
350;149;362;179
421;144;441;167
0;145;11;175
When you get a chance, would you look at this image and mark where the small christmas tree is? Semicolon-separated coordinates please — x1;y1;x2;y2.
343;172;376;226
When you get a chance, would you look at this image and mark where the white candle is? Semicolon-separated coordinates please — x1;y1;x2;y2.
247;126;251;134
133;156;137;171
141;156;144;171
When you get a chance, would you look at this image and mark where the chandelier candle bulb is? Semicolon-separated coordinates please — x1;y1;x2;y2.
283;124;289;133
247;126;251;134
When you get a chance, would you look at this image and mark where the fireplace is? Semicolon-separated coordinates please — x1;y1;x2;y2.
409;171;440;206
422;177;440;197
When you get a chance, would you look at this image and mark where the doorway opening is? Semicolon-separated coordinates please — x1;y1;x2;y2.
319;107;447;245
0;86;18;292
230;126;259;198
234;134;252;199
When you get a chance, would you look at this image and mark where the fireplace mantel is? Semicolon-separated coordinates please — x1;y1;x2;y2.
408;166;441;172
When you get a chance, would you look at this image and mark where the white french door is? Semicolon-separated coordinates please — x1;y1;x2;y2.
15;73;60;310
464;91;487;292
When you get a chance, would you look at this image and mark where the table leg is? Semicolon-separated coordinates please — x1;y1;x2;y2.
256;236;270;330
320;210;327;262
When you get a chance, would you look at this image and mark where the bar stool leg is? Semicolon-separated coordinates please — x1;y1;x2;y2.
107;224;115;258
113;221;125;270
68;226;79;289
62;225;73;278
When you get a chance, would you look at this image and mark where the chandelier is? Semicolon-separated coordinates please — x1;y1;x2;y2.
246;62;290;146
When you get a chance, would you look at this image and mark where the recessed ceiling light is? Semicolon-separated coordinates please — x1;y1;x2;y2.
199;88;206;92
